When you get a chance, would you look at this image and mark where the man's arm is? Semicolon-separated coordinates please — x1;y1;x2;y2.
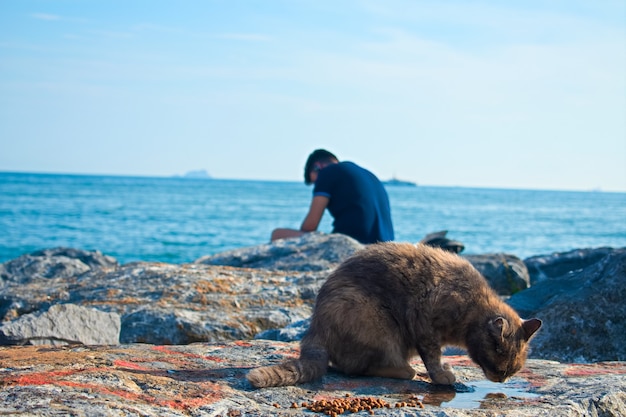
270;195;329;241
300;195;329;231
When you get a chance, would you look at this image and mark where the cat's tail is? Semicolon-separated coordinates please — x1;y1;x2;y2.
246;342;329;388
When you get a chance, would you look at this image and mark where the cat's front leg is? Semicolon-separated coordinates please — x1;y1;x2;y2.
426;362;456;385
430;362;456;385
419;352;456;385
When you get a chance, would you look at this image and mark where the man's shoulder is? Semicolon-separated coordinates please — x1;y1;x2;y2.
319;161;380;185
336;161;365;173
319;161;356;176
338;161;379;180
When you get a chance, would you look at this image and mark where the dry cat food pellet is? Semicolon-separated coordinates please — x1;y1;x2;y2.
303;395;423;416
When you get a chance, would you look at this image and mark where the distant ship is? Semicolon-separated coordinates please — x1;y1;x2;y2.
383;176;417;187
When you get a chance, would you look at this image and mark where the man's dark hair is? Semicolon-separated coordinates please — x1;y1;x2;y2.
304;149;338;185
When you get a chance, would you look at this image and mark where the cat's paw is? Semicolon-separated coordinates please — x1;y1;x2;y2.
429;366;456;385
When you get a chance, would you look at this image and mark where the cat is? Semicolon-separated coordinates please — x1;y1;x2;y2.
247;242;542;388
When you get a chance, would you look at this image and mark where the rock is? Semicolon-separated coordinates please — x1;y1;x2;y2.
0;247;118;321
195;232;364;271
508;248;626;362
0;303;120;346
0;247;118;283
524;247;617;285
464;253;530;295
0;257;326;345
1;242;624;365
197;233;528;296
254;318;310;342
0;340;624;416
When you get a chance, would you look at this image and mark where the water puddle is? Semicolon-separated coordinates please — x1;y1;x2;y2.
420;379;539;409
320;371;539;411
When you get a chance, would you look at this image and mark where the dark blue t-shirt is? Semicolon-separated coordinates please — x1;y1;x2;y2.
313;161;394;244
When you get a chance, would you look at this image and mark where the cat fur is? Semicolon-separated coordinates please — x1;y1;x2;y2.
247;242;542;388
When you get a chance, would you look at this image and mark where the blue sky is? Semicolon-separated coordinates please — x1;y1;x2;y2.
1;1;625;191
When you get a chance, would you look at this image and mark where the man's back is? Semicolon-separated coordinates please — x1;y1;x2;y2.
313;161;394;244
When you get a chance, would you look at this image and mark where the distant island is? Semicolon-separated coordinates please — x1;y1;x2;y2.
383;176;417;187
174;170;212;179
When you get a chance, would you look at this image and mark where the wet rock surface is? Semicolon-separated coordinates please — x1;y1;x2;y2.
1;340;625;416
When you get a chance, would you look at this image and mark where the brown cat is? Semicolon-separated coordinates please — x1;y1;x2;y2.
247;242;542;388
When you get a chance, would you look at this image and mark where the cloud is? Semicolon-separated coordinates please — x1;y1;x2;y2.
31;13;61;21
30;12;88;24
215;33;273;42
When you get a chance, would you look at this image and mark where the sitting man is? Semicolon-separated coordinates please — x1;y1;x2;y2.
271;149;394;244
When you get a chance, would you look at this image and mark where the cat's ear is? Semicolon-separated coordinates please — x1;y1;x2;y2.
522;319;542;340
490;317;509;339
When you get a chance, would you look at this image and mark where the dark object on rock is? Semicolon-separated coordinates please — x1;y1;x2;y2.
419;230;465;254
464;253;530;295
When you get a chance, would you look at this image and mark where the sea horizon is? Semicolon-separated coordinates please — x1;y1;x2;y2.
2;170;623;195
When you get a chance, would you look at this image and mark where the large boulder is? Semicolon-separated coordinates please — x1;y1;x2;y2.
523;247;617;285
508;248;626;362
195;232;364;271
0;303;120;346
0;247;118;321
464;253;530;295
0;247;118;283
198;233;529;296
0;253;326;345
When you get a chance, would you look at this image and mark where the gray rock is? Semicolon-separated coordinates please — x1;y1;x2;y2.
0;247;118;321
464;253;530;295
1;241;624;365
524;247;618;285
255;318;310;342
0;247;118;284
0;303;120;346
509;248;626;362
195;232;364;271
198;233;530;296
0;257;325;345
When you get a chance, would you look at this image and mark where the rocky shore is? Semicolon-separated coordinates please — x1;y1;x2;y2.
1;233;625;416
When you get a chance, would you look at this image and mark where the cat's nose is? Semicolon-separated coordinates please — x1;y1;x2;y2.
487;372;508;383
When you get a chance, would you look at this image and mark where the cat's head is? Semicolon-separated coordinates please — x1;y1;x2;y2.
467;317;542;383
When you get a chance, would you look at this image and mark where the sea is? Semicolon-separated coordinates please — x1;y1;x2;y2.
1;172;625;265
